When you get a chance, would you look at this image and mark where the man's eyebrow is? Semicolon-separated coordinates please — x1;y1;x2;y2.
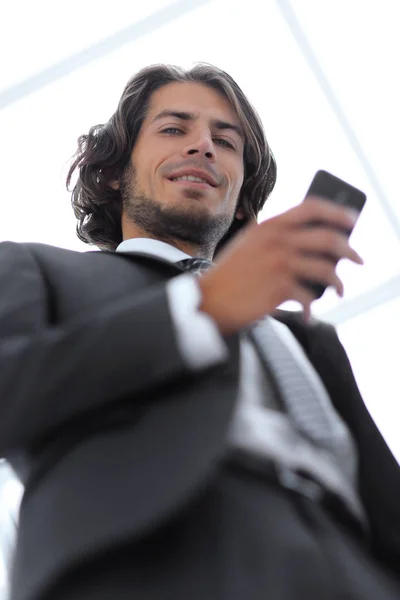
212;119;244;140
151;110;196;123
151;110;244;140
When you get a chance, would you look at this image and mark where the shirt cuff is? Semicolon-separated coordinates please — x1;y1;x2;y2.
166;273;229;370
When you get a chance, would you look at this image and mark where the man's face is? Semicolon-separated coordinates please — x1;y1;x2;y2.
119;81;245;256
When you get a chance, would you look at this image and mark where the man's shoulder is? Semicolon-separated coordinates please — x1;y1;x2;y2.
273;307;334;332
21;241;94;256
0;240;104;261
273;308;336;354
0;240;85;254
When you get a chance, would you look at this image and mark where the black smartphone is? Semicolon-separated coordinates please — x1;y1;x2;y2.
301;170;367;299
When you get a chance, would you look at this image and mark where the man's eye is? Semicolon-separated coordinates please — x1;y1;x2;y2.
161;127;183;135
215;138;235;150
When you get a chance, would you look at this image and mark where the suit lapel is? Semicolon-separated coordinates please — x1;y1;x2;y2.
273;309;359;426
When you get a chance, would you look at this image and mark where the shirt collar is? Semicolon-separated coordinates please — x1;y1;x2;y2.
116;237;192;264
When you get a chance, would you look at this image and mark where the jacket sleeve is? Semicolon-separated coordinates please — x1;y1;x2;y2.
312;319;400;576
0;242;223;455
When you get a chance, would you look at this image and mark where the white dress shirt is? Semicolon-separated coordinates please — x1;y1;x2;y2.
116;238;367;524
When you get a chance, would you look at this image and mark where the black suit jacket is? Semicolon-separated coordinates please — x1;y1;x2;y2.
0;241;398;600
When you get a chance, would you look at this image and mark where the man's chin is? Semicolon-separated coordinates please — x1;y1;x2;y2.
121;184;232;250
162;186;213;205
160;193;214;219
178;187;212;201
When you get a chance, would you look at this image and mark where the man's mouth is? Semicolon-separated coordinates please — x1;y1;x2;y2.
167;169;218;187
169;175;212;187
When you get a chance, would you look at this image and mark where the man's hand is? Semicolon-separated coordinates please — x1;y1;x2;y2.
199;197;363;334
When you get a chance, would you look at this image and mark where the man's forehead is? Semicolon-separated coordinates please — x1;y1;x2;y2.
146;81;239;123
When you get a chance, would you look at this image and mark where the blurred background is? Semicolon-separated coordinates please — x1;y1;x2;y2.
0;0;399;594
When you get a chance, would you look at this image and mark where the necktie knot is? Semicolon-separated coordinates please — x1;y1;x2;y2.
176;257;214;276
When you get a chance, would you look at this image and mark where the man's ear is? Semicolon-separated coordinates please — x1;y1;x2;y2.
235;206;245;220
109;179;120;191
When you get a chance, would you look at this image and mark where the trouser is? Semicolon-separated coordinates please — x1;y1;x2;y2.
41;462;400;600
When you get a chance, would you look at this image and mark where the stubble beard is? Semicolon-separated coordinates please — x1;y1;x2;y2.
120;164;236;257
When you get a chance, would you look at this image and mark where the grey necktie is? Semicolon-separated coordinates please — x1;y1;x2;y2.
177;257;343;454
249;319;346;454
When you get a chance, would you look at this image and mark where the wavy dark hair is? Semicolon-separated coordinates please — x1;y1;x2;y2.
67;63;277;255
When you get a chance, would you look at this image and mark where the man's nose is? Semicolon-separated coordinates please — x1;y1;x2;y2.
183;133;216;161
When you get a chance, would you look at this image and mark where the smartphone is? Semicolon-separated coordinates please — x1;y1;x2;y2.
301;170;367;299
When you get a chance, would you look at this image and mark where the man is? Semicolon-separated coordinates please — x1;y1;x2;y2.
1;63;399;600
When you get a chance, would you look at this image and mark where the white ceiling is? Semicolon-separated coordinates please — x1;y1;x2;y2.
0;0;399;587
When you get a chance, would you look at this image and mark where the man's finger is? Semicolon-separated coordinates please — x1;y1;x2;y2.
284;197;359;231
292;229;364;265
